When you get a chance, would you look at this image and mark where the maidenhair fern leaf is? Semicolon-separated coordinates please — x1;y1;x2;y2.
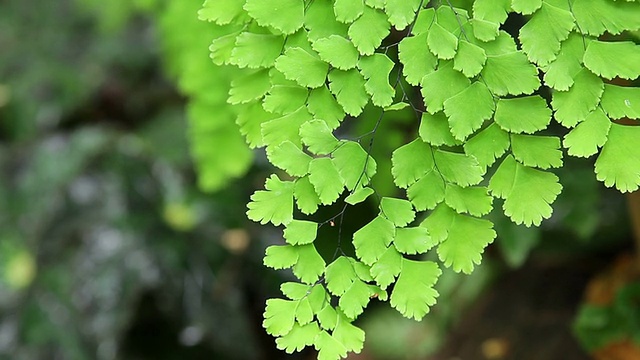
276;322;321;354
393;227;436;255
358;54;395;108
444;185;493;217
284;220;318;246
339;279;373;319
510;135;563;169
264;298;297;336
390;259;441;320
542;33;585;91
300;120;340;155
453;40;487;78
305;0;350;41
209;32;240;65
583;41;640;80
312;35;360;70
379;197;415;227
391;139;435;188
230;32;285;69
228;69;271;104
433;150;485;187
600;84;640;120
463;123;510;169
199;0;247;25
236;102;275;148
348;6;390;56
263;85;308;114
333;0;365;24
307;86;345;129
261;106;312;148
353;216;395;266
293;244;326;283
571;0;640;36
595;124;640;193
244;0;304;34
511;0;542;15
489;156;563;226
264;244;298;270
325;256;358;296
268;141;312;176
332;141;377;190
398;33;438;85
308;157;345;205
294;176;322;215
481;51;540;96
274;47;329;88
370;246;402;289
443;81;495;141
328;69;369;116
419;112;460;147
332;316;365;355
421;62;471;114
247;175;294;225
427;23;459;60
407;169;446;211
563;108;612;158
495;95;551;134
472;0;510;25
518;1;574;66
345;187;375;205
551;68;604;128
385;0;421;30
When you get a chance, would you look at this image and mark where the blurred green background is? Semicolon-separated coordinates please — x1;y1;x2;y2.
0;1;637;359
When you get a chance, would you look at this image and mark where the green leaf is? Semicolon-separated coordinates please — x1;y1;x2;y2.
471;18;500;42
473;0;510;24
511;134;563;169
228;69;271;105
275;47;329;88
421;62;471;114
296;298;314;325
407;169;446;211
317;305;338;331
444;185;493;216
348;6;390;55
261;106;312;149
384;102;410;112
380;197;415;227
543;33;587;91
421;202;456;242
394;227;435;255
264;244;298;270
494;95;552;134
332;141;377;190
365;0;384;9
571;0;640;37
325;256;358;296
294;176;322;215
476;30;518;55
264;298;297;336
390;259;441;320
398;33;438;85
328;69;369;116
370;246;402;289
315;331;348;360
481;52;540;96
210;32;240;65
268;141;311;176
443;82;495;141
332;315;365;354
230;32;285;69
358;54;395;108
312;35;360;70
247;175;294;225
300;120;340;155
583;41;640;80
244;0;304;34
489;155;563;226
345;187;375;205
453;40;487;78
236;102;276;148
427;23;459;60
511;0;542;14
333;0;364;23
308;157;345;205
436;212;496;273
563;108;612;158
284;220;318;245
353;216;395;265
519;1;575;66
551;68;604;128
463;123;510;169
339;279;372;319
305;0;350;41
433;150;485;187
263;85;309;115
595;124;640;193
419;112;460;147
199;0;247;25
385;0;421;30
307;86;345;129
293;244;326;284
600;84;640;120
391;139;435;188
276;322;321;354
350;259;374;282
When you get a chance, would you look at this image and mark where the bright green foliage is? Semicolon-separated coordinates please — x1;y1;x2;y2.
199;1;640;358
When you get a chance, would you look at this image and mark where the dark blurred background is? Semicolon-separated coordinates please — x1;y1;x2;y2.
1;1;639;359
